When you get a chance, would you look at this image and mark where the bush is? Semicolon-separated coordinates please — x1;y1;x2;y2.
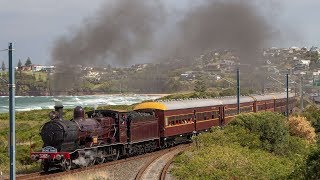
288;116;317;143
291;147;320;179
303;105;320;132
219;88;236;96
230;112;290;155
195;126;261;150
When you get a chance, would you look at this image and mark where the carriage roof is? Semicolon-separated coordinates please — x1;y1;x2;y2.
133;93;295;111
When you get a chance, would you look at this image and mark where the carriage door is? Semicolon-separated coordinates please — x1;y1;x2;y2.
219;106;225;126
119;113;128;143
193;110;197;133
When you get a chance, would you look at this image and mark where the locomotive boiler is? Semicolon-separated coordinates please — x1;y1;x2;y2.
40;105;110;152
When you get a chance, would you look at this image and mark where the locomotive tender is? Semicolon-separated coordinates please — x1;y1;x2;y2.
30;93;295;171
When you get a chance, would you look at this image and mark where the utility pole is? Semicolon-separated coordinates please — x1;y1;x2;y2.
262;66;266;94
286;73;289;120
237;66;240;114
300;76;304;111
8;43;16;180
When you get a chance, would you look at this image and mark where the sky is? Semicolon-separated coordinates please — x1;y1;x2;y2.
0;0;320;66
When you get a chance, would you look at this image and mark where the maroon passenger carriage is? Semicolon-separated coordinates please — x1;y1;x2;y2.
133;93;296;148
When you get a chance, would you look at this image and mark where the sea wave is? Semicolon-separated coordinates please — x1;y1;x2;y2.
0;95;162;113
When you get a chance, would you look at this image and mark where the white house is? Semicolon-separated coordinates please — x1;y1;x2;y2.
300;60;311;66
32;65;55;72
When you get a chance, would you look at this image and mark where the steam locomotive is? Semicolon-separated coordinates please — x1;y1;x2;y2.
30;93;295;171
31;104;159;171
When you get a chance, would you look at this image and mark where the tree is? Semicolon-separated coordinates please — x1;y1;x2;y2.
194;76;207;93
17;59;22;67
219;88;236;96
1;61;5;71
25;57;32;66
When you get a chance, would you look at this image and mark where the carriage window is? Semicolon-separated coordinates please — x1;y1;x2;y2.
226;108;238;116
257;105;264;111
206;112;209;119
241;106;251;113
174;116;179;124
196;113;204;121
215;111;220;118
183;115;188;123
206;112;212;119
168;116;175;126
225;109;232;116
165;117;168;126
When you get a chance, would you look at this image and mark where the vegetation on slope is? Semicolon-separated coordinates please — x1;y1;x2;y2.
172;112;316;179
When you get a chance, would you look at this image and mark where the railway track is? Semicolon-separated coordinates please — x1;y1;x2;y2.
15;144;190;180
160;158;173;180
135;144;190;180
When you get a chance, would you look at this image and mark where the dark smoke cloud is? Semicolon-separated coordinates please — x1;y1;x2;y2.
51;0;165;93
51;0;279;94
163;0;274;64
53;0;165;65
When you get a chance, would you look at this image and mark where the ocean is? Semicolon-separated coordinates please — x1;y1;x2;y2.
0;94;163;113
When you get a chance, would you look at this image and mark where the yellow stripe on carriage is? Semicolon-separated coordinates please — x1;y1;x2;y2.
133;102;167;110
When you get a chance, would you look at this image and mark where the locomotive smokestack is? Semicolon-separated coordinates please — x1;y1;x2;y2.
54;103;64;120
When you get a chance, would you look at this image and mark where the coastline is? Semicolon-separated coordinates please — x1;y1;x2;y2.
89;93;170;97
0;93;170;98
0;93;170;97
0;94;168;113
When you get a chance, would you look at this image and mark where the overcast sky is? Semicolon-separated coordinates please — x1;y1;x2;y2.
0;0;320;65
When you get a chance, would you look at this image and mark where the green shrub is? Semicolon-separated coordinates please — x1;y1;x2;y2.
195;126;261;150
290;147;320;179
219;88;236;96
172;144;295;179
303;105;320;133
230;112;291;155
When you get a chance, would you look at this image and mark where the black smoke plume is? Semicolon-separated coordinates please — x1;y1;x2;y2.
51;0;278;94
163;0;273;64
51;0;165;94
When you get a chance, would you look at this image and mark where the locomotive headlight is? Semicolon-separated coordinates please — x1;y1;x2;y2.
56;154;62;160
